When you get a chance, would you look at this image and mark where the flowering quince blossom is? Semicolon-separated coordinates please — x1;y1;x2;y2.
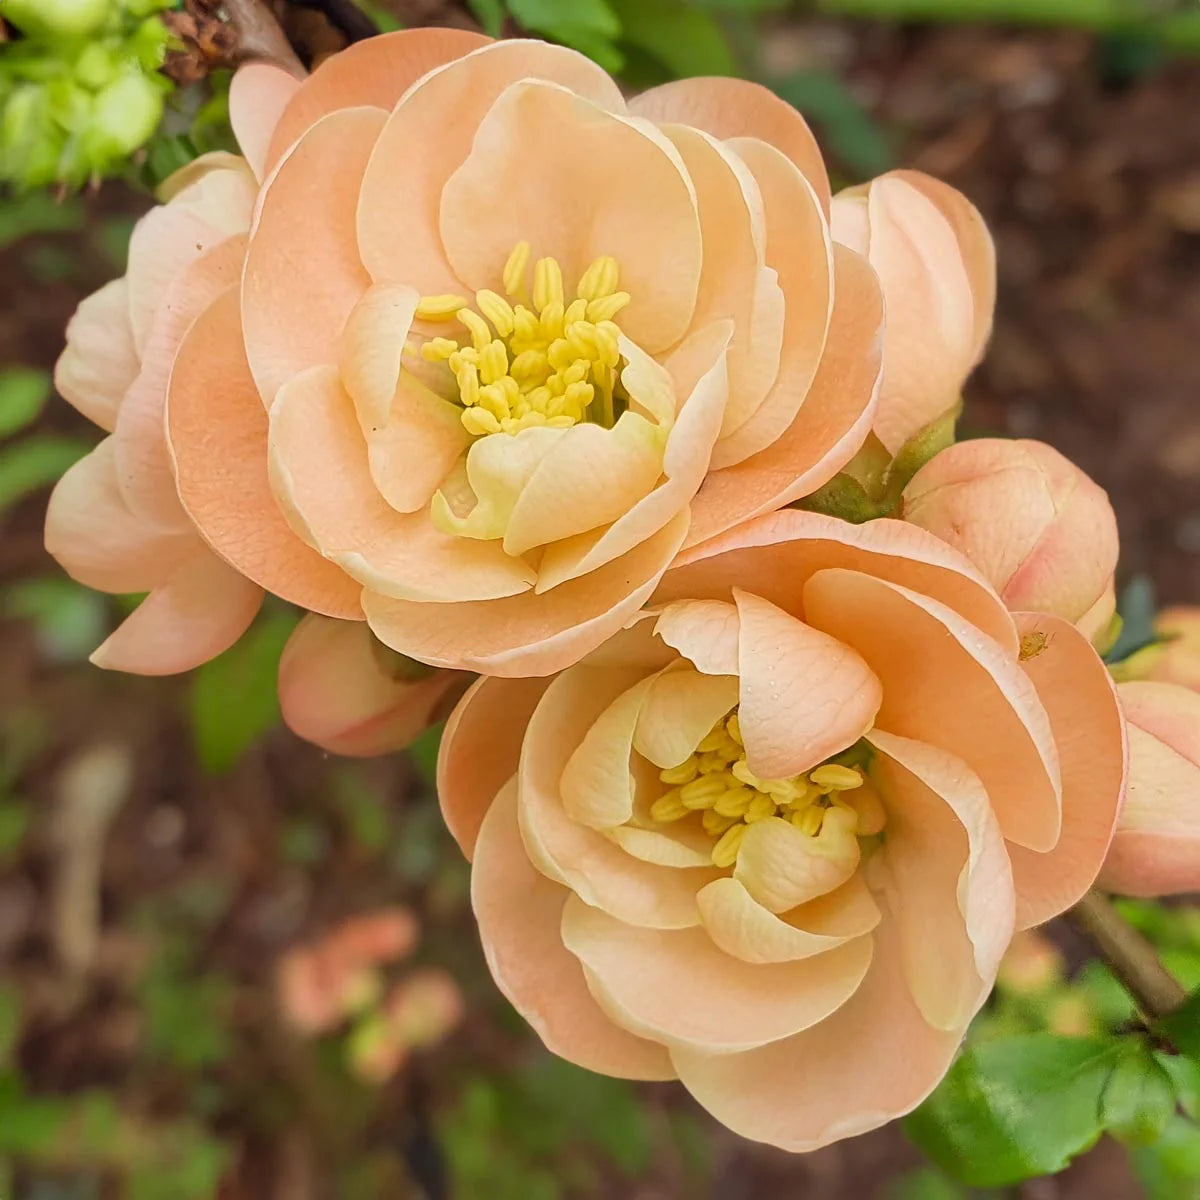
44;26;996;683
901;438;1120;642
1099;681;1200;898
437;510;1126;1151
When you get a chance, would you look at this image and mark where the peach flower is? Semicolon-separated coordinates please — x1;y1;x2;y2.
1144;607;1200;692
148;28;920;678
1099;681;1200;898
902;439;1119;640
831;170;995;454
45;152;263;673
438;510;1126;1151
278;614;468;756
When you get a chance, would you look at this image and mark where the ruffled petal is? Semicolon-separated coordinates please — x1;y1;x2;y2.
55;278;138;432
653;599;740;676
229;62;301;180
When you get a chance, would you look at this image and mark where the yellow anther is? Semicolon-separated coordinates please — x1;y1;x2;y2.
475;290;515;337
564;297;588;326
416;293;470;321
703;809;738;836
509;349;548;381
457;308;493;352
711;823;746;869
713;786;753;818
563;381;595;413
539;300;565;341
421;337;459;362
455;362;480;407
586;292;631;323
566;322;598;359
726;714;742;746
461;407;501;436
680;775;726;809
479;340;510;386
547;338;574;372
810;765;864;792
731;760;763;789
594;321;621;366
533;257;565;312
476;384;511;421
503;241;531;298
795;806;825;837
577;254;619;301
650;791;689;823
745;793;776;824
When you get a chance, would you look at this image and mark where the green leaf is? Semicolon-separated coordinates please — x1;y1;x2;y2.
0;367;51;438
771;69;893;179
1159;987;1200;1059
906;1034;1122;1186
888;1166;968;1200
408;721;444;788
507;0;624;68
1101;1043;1177;1146
797;471;890;523
3;575;108;662
1158;1052;1200;1121
885;400;961;499
0;986;21;1069
188;612;292;774
0;435;91;513
1107;575;1158;663
467;0;507;34
1131;1115;1200;1200
609;0;737;77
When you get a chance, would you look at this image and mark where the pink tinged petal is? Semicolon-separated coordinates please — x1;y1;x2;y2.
243;106;384;405
229;62;301;180
438;675;552;860
734;814;861;914
709;137;834;467
733;588;882;780
440;80;702;355
867;729;1014;1031
1100;682;1200;897
339;282;419;431
45;437;197;593
685;243;883;548
165;288;364;619
91;552;263;675
628;76;831;216
359;38;626;295
472;783;675;1081
533;327;730;592
802;568;1062;851
658;509;1018;657
560;676;655;830
503;412;666;559
561;894;872;1054
833;174;977;454
670;910;964;1153
519;664;720;929
278;614;469;757
633;668;740;770
267;365;533;603
697;875;879;964
653;599;740;676
114;234;247;530
1006;614;1127;925
362;510;690;678
661;126;783;438
55;278;137;432
264;27;491;172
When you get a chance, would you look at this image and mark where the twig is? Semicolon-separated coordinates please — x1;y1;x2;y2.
289;0;379;43
1068;890;1188;1021
218;0;306;75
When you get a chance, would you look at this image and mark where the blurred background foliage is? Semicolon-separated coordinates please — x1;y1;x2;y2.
2;0;1200;1196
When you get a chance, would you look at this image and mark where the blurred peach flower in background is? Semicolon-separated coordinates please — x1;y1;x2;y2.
438;510;1126;1151
44;152;261;674
278;614;469;756
901;438;1119;642
1141;606;1200;692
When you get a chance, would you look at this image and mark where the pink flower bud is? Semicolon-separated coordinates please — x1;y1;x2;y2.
902;439;1119;632
1099;681;1200;897
278;615;469;757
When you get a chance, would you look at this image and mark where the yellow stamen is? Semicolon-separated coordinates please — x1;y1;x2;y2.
711;824;746;869
503;241;531;298
810;765;864;791
415;294;469;321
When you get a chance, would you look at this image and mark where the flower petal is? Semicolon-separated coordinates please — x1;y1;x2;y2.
803;568;1061;852
243;106;384;404
633;667;740;770
733;814;861;914
629;76;831;216
358;38;625;295
91;553;262;675
1007;613;1128;925
229;62;301;180
561;894;872;1054
653;599;740;676
473;782;675;1080
440;80;701;355
55;278;137;432
166;288;363;618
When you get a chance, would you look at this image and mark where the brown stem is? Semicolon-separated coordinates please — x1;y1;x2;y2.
1068;890;1187;1021
218;0;306;76
288;0;379;43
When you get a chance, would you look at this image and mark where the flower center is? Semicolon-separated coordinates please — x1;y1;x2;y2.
649;709;878;869
418;242;631;438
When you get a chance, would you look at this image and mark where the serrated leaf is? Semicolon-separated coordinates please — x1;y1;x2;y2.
0;367;51;438
1101;1043;1177;1147
188;612;291;774
609;0;737;77
906;1034;1122;1187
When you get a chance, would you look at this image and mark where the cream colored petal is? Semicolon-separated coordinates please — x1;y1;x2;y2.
653;599;740;676
734;813;861;914
440;80;701;355
229;62;301;181
55;278;137;432
561;894;872;1054
339;282;419;432
633;667;740;770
